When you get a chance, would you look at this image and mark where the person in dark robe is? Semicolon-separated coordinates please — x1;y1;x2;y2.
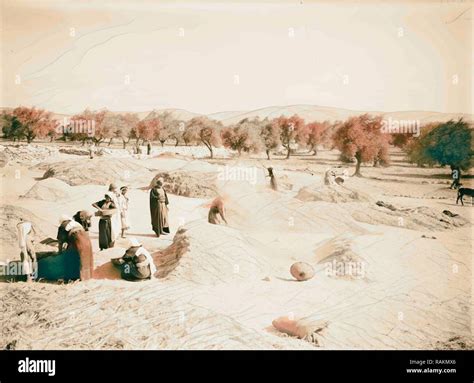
92;194;117;250
267;167;278;190
147;141;152;155
150;179;170;237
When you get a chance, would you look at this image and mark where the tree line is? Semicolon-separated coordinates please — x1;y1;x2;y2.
1;106;472;176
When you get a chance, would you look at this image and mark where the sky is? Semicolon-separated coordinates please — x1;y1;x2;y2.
1;0;472;115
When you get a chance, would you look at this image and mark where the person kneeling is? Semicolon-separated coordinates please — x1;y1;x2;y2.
113;238;156;282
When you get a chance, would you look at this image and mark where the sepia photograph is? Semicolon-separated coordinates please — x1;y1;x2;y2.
0;0;472;379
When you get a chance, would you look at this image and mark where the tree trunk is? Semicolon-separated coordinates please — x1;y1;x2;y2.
353;152;362;177
175;138;179;146
160;140;165;147
122;139;127;149
266;149;270;160
108;138;113;146
285;144;290;159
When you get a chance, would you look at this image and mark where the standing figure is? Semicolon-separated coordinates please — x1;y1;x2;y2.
92;193;117;250
450;165;461;189
150;179;170;237
17;220;36;281
267;167;278;191
107;183;122;241
208;197;228;225
119;186;130;238
147;141;152;155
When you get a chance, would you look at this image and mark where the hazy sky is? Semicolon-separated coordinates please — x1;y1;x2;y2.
1;0;472;114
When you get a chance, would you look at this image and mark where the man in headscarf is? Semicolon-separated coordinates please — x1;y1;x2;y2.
17;220;36;281
112;238;156;281
149;179;170;237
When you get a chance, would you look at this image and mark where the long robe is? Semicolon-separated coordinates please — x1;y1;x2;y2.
150;187;169;236
118;194;130;230
96;199;116;249
107;192;122;240
52;222;94;280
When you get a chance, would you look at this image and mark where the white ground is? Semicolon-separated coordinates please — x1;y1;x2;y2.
0;143;472;350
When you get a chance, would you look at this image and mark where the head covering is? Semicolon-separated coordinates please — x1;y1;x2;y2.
59;214;73;225
81;210;93;218
65;220;82;232
120;186;128;192
129;237;141;247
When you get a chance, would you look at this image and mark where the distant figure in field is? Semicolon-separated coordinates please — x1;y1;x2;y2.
17;220;36;281
88;142;95;159
450;165;461;189
147;141;151;155
112;238;156;281
92;193;117;250
208;197;228;225
324;169;336;185
267;167;278;191
150;179;170;237
118;186;130;238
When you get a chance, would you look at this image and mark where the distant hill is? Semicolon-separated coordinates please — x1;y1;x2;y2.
210;105;473;125
1;105;472;125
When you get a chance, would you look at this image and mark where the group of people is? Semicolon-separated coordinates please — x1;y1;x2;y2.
14;173;233;283
92;184;130;250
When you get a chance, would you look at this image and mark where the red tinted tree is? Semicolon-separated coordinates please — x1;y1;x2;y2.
260;119;281;160
305;121;329;155
119;113;139;149
134;117;161;146
332;114;387;176
221;118;263;156
5;107;56;143
272;114;305;159
187;116;222;158
70;109;107;145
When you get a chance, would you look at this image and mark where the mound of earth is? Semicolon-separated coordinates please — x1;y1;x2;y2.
0;144;60;165
313;236;366;280
352;201;469;231
22;178;74;201
296;184;370;203
0;205;56;261
150;171;217;198
158;221;268;284
38;158;151;186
